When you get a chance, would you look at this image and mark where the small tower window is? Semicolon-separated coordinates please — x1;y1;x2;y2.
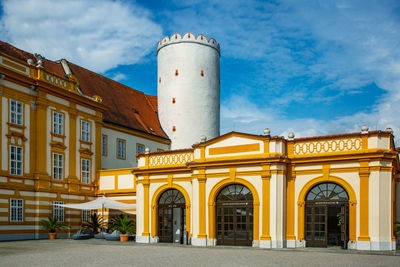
172;126;176;132
200;70;204;77
175;69;179;76
188;34;191;38
172;98;176;104
159;77;161;83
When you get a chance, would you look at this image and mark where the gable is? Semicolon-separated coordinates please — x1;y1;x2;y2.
205;136;264;158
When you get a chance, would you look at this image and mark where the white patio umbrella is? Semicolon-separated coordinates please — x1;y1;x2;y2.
55;195;136;210
54;196;136;233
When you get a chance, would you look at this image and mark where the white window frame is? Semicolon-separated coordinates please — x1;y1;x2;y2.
117;139;126;159
82;210;91;222
101;135;107;156
53;111;64;135
81;159;91;184
10;198;23;222
10;145;23;176
53;201;64;222
10;99;23;125
52;153;63;180
81;120;90;142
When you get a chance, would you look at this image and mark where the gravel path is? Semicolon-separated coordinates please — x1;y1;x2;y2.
0;239;399;267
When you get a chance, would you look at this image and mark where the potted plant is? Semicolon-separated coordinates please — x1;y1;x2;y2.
40;215;67;239
394;221;400;246
82;212;103;235
111;215;135;242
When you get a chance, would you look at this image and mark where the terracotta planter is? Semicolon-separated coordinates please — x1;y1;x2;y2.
120;234;129;242
48;232;57;240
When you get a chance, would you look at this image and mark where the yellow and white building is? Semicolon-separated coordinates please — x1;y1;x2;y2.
1;34;400;252
0;41;170;241
129;131;399;251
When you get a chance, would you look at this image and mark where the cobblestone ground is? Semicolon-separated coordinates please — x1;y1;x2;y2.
0;239;399;267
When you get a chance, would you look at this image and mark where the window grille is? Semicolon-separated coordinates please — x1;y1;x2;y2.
53;201;64;222
53;111;64;135
117;139;126;159
81;120;90;142
10;99;23;125
10;145;23;175
10;198;23;222
81;159;91;184
52;153;63;180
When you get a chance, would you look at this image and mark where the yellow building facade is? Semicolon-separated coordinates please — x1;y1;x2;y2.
123;131;400;251
0;41;170;241
0;50;106;240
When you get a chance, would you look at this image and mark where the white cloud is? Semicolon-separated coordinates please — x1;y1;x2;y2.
110;73;127;81
167;0;400;142
0;0;162;73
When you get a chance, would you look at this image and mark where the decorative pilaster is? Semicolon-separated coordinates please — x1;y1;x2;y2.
260;164;271;242
358;160;370;242
286;165;296;242
67;107;79;191
94;114;102;172
197;168;207;239
33;94;49;189
142;177;150;237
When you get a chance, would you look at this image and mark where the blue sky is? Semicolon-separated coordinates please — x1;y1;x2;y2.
1;0;400;141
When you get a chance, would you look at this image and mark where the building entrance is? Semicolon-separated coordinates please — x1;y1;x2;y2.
305;183;349;248
158;189;186;243
216;184;253;246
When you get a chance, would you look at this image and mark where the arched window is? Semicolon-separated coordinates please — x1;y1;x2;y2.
216;184;253;202
158;189;185;205
306;183;349;201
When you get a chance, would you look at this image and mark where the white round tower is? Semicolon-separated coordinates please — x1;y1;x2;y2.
157;33;220;149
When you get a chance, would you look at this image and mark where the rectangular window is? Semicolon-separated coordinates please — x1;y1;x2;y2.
117;139;126;159
53;201;64;222
82;210;91;222
81;120;90;142
81;159;91;184
10;198;23;222
52;111;64;135
102;135;107;156
10;99;23;125
52;153;63;180
10;145;23;176
137;143;145;155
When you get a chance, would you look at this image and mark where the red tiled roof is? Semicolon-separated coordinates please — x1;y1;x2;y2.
0;40;169;140
67;62;167;139
0;40;65;76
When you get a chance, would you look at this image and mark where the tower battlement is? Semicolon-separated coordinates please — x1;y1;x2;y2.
157;33;220;55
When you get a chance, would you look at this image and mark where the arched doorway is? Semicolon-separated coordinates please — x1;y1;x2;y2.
216;184;253;246
158;189;186;243
305;182;349;248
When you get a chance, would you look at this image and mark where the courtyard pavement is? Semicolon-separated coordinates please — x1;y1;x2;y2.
0;239;399;267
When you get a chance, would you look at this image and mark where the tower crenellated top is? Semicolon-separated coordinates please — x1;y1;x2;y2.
157;33;220;55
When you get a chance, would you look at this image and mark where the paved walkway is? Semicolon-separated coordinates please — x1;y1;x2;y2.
0;239;399;267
